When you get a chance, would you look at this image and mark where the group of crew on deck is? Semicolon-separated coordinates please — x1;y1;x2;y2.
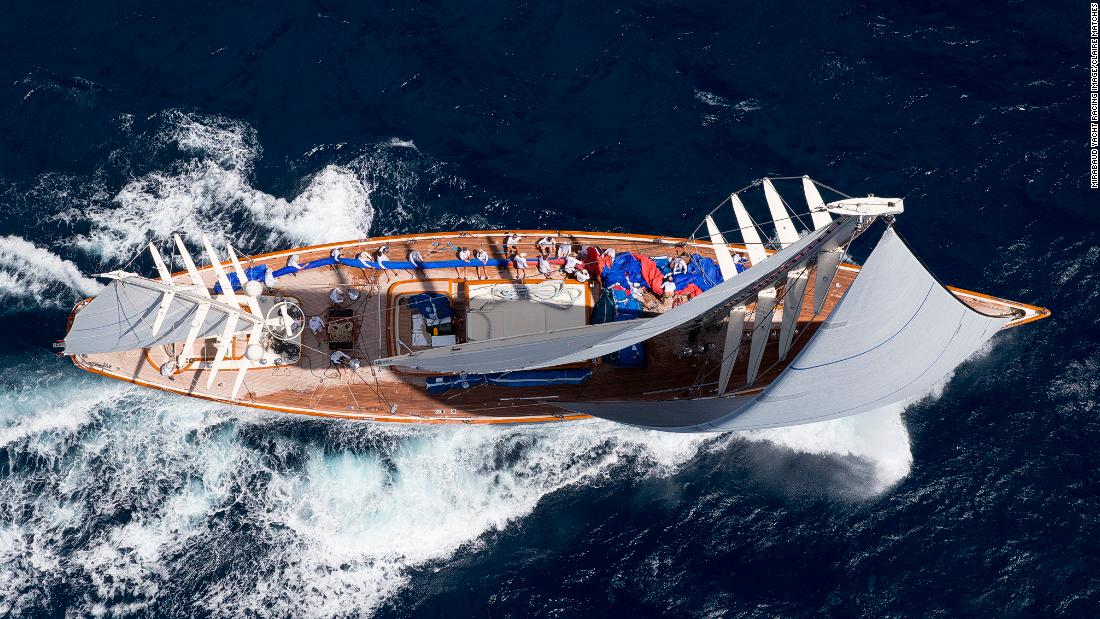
276;232;720;370
276;232;720;308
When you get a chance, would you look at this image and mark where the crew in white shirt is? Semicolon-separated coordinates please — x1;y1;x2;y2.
562;253;581;275
536;236;556;257
309;316;325;335
504;232;523;253
512;252;528;280
475;248;489;279
329;288;345;304
456;247;472;279
537;254;553;278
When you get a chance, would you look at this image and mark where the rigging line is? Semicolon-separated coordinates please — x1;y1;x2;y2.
686;177;767;238
687;176;858;242
688;225;861;393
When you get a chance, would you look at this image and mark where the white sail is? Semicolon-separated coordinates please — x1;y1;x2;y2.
802;176;833;230
716;307;744;395
555;226;1010;432
375;218;856;373
704;215;737;278
63;274;256;355
744;288;776;386
763;178;799;247
776;262;810;360
813;240;844;314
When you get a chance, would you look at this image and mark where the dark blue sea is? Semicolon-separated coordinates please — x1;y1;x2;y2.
0;1;1095;616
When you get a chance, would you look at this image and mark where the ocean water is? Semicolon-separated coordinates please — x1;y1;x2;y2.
0;1;1095;616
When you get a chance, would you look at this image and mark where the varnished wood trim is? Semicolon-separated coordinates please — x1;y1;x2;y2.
73;359;591;425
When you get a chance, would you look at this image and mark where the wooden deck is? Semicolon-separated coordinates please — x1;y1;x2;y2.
68;229;1049;424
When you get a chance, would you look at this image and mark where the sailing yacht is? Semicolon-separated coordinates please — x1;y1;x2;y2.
61;176;1049;430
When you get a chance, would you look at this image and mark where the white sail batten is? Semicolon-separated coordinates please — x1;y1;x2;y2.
732;194;768;266
745;289;776;386
374;218;855;373
556;226;1010;432
717;307;745;395
763;178;799;247
814;240;844;314
704;215;738;279
777;263;810;360
802;176;833;231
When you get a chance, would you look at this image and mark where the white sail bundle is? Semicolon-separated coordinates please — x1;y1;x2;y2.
62;274;256;355
373;215;859;373
554;226;1010;431
64;235;263;364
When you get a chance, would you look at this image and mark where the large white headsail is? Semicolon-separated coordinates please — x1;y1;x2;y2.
555;226;1010;432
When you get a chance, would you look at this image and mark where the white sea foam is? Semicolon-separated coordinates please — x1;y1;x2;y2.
204;420;706;617
0;235;102;309
745;405;913;493
74;110;374;262
0;360;923;618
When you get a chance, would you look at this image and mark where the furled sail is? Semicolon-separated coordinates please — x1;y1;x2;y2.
374;217;858;373
555;226;1010;432
63;275;255;355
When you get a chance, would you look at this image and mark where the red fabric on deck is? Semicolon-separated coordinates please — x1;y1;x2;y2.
636;254;666;293
585;246;610;279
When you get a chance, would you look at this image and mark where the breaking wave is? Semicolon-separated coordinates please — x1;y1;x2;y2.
0;362;914;616
0;235;102;310
63;110;493;265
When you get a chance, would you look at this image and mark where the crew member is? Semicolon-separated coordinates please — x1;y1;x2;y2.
329;287;345;304
671;253;690;275
407;246;425;278
575;268;590;283
512;252;528;280
456;247;472;279
309;315;325;335
537;254;554;278
562;252;581;276
536;236;556;257
160;358;177;380
504;232;523;253
287;254;303;272
661;274;677;297
475;247;489;279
